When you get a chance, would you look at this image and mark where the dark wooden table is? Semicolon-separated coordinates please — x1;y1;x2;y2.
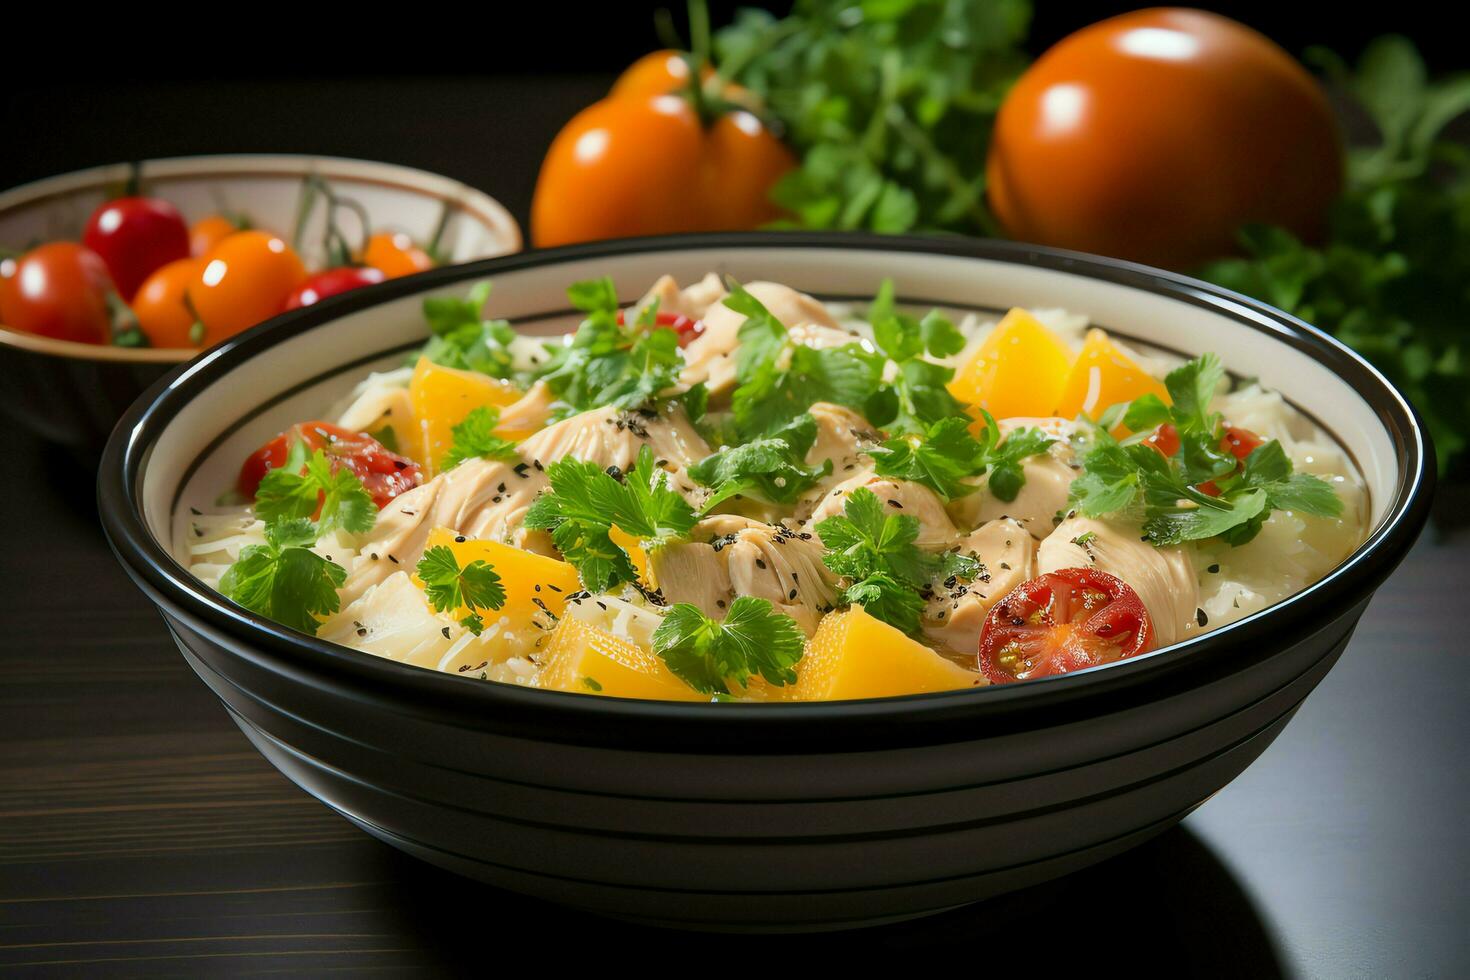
3;75;1468;978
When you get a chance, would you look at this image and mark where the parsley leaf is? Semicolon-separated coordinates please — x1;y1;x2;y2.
688;413;832;509
863;279;969;435
254;449;376;536
219;518;346;636
866;413;1053;502
419;281;520;381
651;596;806;695
415;544;506;635
441;406;519;472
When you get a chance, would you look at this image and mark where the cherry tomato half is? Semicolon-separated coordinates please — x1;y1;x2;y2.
986;8;1343;270
615;308;704;347
0;242;113;344
131;257;203;348
978;568;1155;684
83;196;191;301
360;232;433;279
188;231;307;344
237;420;422;509
282;266;386;311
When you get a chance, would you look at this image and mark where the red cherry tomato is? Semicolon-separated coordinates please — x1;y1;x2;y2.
1220;425;1264;461
978;568;1155;684
83;197;191;301
1148;422;1266;496
0;242;114;343
614;308;704;347
282;266;386;311
1143;422;1181;458
237;421;421;509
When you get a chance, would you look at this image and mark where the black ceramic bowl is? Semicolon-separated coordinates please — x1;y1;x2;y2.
98;233;1433;931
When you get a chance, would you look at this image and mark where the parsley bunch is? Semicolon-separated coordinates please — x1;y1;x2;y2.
1071;355;1343;546
219;519;347;635
688;413;831;510
416;545;507;635
523;445;697;592
814;486;979;635
441;406;519;472
866;412;1052;502
254;448;376;536
652;597;807;695
420;281;520;382
862;279;969;434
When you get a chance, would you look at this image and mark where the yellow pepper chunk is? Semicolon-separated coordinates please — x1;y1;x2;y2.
1054;328;1171;426
413;527;580;655
537;615;706;701
791;608;983;701
948;308;1073;421
607;526;654;588
408;356;522;478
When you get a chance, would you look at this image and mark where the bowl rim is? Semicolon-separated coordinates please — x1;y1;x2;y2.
97;231;1435;751
0;153;522;364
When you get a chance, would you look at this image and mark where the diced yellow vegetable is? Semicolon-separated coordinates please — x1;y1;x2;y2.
791;608;983;701
948;308;1073;421
413;528;580;654
1054;328;1171;427
536;615;706;701
408;356;522;477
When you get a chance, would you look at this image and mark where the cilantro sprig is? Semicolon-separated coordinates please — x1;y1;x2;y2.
523;445;696;592
814;486;979;635
651;597;806;695
688;413;831;510
862;279;969;435
254;448;376;536
416;544;507;635
441;406;519;472
420;281;520;381
219;518;346;635
866;411;1053;502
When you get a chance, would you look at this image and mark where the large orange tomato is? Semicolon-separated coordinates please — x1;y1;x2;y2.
986;9;1343;270
531;57;795;247
188;231;306;343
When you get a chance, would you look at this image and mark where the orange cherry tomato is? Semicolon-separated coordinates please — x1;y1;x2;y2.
532;92;794;247
131;257;203;348
361;231;433;279
188;231;307;343
0;242;113;344
986;8;1343;270
190;215;240;257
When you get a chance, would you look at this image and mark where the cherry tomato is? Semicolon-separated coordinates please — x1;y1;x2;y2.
82;197;191;301
0;242;113;344
1144;423;1182;458
237;421;422;509
987;9;1343;270
361;232;433;279
978;568;1155;683
188;231;307;343
615;308;704;347
131;257;203;348
190;215;241;257
282;266;386;311
532;87;794;247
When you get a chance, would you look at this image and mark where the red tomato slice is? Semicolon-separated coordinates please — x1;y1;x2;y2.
978;568;1155;684
236;421;422;508
615;308;704;347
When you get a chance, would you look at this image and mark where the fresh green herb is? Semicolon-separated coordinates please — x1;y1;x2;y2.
419;281;520;381
523;445;696;592
441;406;519;472
866;411;1053;502
862;279;969;434
582;676;604;692
724;280;884;439
1198;36;1470;477
219;518;346;635
652;596;806;695
415;544;506;635
254;448;376;536
688;413;832;510
815;486;979;635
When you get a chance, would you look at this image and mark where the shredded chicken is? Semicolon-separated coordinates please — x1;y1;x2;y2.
636;273;727;320
518;403;710;491
1038;516;1200;647
923;518;1037;656
947;418;1081;539
681;280;843;394
810;471;959;551
649;515;839;635
495;380;557;437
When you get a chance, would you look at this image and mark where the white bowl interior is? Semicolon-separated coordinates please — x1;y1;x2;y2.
130;246;1402;566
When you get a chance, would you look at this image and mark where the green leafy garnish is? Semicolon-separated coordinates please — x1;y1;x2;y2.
440;406;519;472
415;544;506;635
863;279;969;435
866;412;1053;502
688;413;832;510
219;518;346;636
419;281;520;381
523;445;696;592
814;486;978;635
651;597;806;695
254;448;376;536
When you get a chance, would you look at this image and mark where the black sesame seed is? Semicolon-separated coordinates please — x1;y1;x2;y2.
1196;608;1209;627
